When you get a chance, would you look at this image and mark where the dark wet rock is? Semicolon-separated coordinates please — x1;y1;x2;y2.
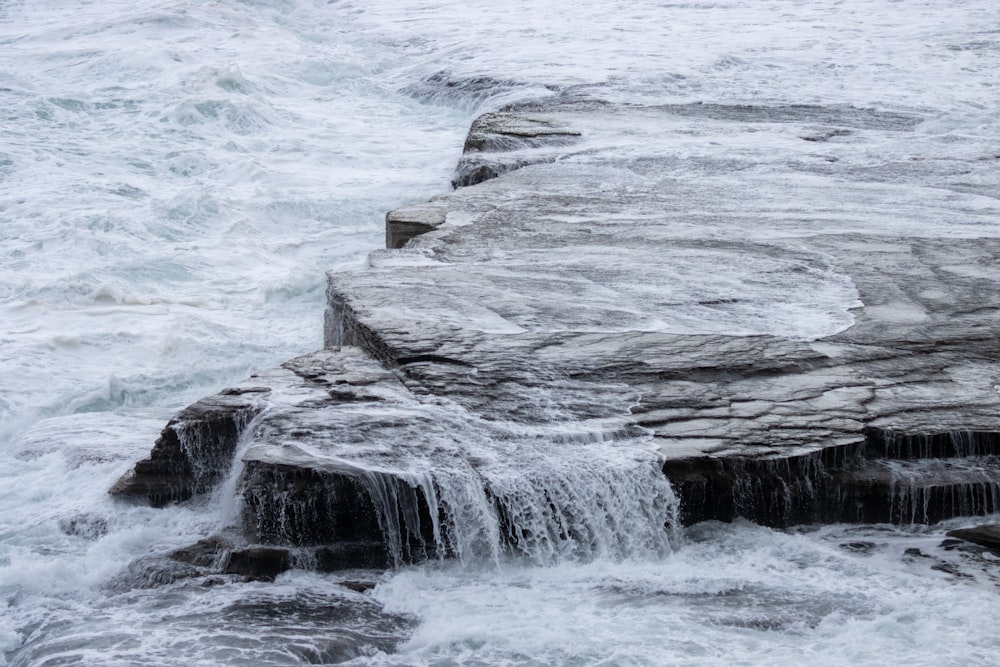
224;546;292;582
107;555;205;592
58;513;108;540
946;525;1000;552
109;390;267;506
931;562;975;578
111;538;240;591
829;458;1000;524
839;541;878;555
241;461;396;547
313;544;392;571
216;592;415;662
340;580;377;594
169;536;232;568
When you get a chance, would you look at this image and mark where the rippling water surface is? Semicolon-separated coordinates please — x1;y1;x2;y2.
2;1;999;664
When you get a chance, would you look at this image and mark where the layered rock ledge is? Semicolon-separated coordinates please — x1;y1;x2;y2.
113;98;1000;568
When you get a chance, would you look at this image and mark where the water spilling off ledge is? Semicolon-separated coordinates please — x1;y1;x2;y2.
111;99;1000;577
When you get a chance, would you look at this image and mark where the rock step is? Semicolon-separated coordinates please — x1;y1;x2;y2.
830;457;1000;524
240;461;435;566
109;349;1000;576
109;389;267;506
666;448;1000;526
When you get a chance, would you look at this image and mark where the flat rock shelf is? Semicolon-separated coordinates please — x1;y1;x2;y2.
112;99;1000;573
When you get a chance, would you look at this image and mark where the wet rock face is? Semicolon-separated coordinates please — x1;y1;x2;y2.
350;101;1000;527
109;390;268;506
115;98;1000;569
453;110;582;187
947;525;1000;552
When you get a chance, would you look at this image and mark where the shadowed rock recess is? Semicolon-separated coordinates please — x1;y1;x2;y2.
112;98;1000;572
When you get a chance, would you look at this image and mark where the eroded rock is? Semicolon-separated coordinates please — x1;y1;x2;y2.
115;99;1000;570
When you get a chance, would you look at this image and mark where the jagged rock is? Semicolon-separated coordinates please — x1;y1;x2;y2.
109;389;269;506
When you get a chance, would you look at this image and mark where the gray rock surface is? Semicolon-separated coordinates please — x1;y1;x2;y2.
114;99;1000;567
331;100;1000;526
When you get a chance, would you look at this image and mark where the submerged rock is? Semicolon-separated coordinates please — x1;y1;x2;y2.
947;525;1000;552
58;513;109;540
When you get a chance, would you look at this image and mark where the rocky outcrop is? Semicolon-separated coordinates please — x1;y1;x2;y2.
112;98;1000;570
109;388;269;506
452;110;582;187
334;101;1000;528
947;525;1000;552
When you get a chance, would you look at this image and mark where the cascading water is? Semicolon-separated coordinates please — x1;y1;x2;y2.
885;458;1000;525
234;392;680;569
357;445;680;567
5;0;1000;664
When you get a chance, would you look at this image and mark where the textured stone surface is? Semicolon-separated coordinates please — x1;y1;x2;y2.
343;100;1000;525
115;99;1000;568
340;102;1000;451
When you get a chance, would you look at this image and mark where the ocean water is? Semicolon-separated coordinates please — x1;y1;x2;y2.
2;0;999;664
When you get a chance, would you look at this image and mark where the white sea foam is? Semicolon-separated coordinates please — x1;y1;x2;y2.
356;519;1000;666
2;0;999;664
0;0;470;445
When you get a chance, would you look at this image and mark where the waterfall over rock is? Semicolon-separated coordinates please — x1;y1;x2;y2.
112;100;1000;574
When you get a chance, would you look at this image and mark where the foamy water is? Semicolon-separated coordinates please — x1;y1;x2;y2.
2;0;999;664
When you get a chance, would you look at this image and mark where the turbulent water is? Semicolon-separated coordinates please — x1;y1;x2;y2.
2;0;1000;664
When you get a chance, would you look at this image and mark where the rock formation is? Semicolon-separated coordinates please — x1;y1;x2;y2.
112;98;1000;569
